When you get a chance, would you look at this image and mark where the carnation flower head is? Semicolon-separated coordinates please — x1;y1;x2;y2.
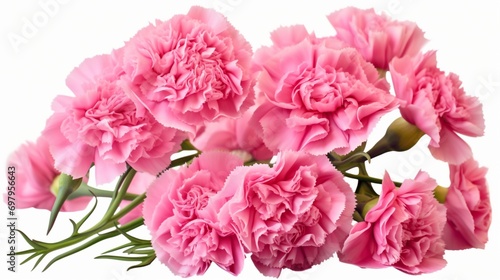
142;151;245;277
43;51;184;184
327;6;427;69
251;25;397;156
120;6;254;135
4;136;91;211
216;150;356;277
339;171;447;275
390;51;485;164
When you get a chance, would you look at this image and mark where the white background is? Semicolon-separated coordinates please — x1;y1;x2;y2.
1;0;499;279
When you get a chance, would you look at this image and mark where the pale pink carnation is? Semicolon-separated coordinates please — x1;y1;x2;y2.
390;51;485;164
190;105;273;162
120;6;254;135
4;136;91;211
43;52;184;184
142;152;244;277
251;25;397;156
118;172;156;225
216;151;356;277
327;7;427;69
339;172;447;275
443;158;491;250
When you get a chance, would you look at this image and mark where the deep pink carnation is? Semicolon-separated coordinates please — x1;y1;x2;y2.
339;172;447;275
251;25;397;156
443;158;491;250
120;6;254;135
142;152;244;277
390;51;485;164
327;7;427;70
190;105;273;162
4;136;91;211
43;52;184;184
216;151;355;277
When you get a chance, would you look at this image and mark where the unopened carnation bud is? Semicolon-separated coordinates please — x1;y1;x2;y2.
361;197;380;219
433;185;448;204
48;173;84;234
50;174;82;197
367;117;425;158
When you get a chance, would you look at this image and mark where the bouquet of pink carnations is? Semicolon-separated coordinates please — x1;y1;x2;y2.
5;5;491;278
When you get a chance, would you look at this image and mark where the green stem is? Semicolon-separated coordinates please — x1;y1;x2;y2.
109;193;146;223
42;218;144;271
328;152;370;172
355;163;378;198
342;172;402;187
26;197;147;256
68;182;138;201
77;192;146;238
102;168;137;222
75;169;137;237
18;167;150;271
168;153;199;169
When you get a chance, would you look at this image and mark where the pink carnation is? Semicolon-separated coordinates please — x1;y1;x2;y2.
190;105;273;162
4;136;91;211
443;158;491;250
142;152;244;277
120;6;254;135
390;51;485;164
216;151;355;277
339;172;447;275
118;172;156;225
327;7;427;69
251;25;397;156
43;52;184;184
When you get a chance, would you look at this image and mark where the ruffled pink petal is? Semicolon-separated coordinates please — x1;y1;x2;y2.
428;126;472;165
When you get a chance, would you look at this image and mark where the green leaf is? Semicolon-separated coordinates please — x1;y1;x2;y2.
20;252;43;265
127;255;156;271
15;230;45;250
73;193;99;234
32;253;48;271
101;243;134;255
95;255;146;262
125;248;154;255
113;222;147;244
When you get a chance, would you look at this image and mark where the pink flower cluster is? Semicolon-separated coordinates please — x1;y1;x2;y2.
39;6;254;184
143;151;356;277
5;5;491;279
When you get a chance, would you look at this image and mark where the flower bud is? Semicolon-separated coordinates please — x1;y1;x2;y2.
48;174;83;234
367;117;425;158
361;197;380;219
50;174;82;197
433;185;448;203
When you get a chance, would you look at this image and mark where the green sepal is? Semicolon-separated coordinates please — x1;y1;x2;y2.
47;174;84;234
